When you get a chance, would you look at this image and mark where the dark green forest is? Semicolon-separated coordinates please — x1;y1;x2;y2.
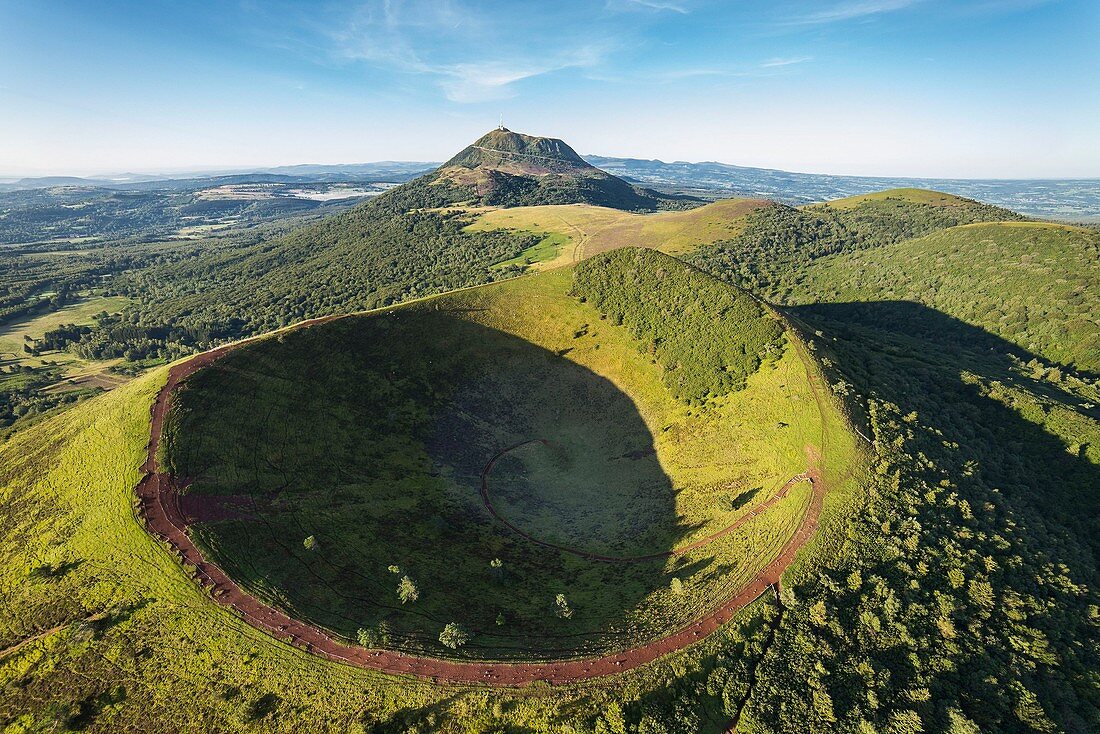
733;301;1099;733
572;248;783;403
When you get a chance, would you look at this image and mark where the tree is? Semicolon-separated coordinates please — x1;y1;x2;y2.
555;593;573;619
438;622;470;649
302;535;317;551
397;576;419;603
669;577;683;595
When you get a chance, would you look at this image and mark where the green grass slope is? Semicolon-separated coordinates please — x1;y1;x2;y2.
787;222;1100;373
466;197;769;269
819;187;982;209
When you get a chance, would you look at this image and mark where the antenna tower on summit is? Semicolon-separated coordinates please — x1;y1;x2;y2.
498;113;505;131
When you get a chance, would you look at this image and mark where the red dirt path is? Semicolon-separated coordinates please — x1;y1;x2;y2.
134;332;827;686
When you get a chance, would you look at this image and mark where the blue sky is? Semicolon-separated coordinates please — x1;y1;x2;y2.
1;0;1097;177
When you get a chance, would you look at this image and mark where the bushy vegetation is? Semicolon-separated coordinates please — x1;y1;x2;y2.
689;192;1023;299
782;222;1100;373
735;302;1100;733
572;248;783;403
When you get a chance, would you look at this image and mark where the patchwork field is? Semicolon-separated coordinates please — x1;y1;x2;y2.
0;295;130;396
159;251;834;661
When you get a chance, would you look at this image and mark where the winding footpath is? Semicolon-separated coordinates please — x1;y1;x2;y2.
135;336;827;686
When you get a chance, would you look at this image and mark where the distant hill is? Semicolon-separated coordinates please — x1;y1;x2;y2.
585;155;1100;221
430;128;694;210
689;188;1024;297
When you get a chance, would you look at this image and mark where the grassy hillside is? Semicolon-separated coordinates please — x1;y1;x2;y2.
162;253;839;660
465;197;769;268
819;187;981;209
783;222;1100;373
690;189;1024;297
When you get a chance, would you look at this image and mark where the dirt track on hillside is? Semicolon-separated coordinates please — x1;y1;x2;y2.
481;439;813;563
134;326;827;686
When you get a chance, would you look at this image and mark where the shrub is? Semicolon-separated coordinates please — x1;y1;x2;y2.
555;593;573;619
572;249;782;403
397;576;419;604
439;622;470;649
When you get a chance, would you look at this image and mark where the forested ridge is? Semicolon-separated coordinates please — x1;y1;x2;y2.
572;248;783;403
733;303;1100;733
689;193;1023;299
779;223;1100;374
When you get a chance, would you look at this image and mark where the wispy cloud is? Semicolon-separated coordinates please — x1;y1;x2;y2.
792;0;925;25
607;0;690;13
323;1;612;102
759;55;814;68
654;56;813;81
438;47;607;102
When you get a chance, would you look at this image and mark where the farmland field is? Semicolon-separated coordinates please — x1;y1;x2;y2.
0;295;129;371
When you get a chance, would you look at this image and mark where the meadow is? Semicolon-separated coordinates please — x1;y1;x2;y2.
464;197;769;267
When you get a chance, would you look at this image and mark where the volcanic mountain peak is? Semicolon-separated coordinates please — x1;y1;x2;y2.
441;128;597;176
430;128;697;211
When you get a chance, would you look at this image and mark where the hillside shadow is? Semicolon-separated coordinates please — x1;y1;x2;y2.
175;308;698;658
791;299;1099;564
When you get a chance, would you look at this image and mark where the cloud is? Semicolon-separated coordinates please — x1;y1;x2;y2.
607;0;689;13
759;56;814;68
439;47;606;102
654;56;813;81
322;1;611;102
793;0;925;25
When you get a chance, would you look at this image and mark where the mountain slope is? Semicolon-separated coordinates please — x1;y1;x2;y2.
786;221;1100;372
42;131;696;359
432;128;692;210
689;188;1025;297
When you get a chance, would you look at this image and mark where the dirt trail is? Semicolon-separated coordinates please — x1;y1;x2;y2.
481;439;812;563
0;613;106;662
135;329;828;686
